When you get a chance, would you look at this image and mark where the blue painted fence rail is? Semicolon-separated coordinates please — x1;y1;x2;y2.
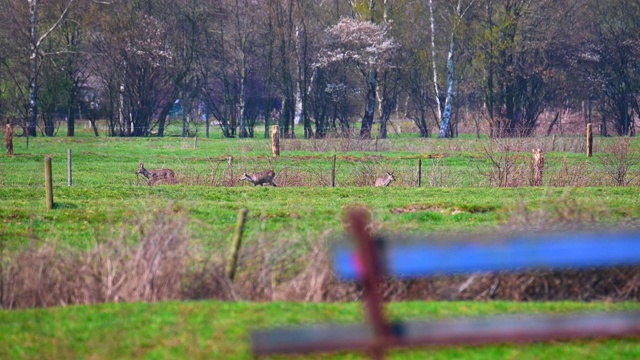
334;232;640;280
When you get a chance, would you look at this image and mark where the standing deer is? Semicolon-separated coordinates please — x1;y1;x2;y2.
375;171;395;187
136;161;176;185
240;170;278;187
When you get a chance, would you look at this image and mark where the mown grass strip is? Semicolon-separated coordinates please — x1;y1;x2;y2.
1;301;640;359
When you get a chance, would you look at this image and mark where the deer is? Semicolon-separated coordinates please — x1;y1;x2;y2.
136;161;176;186
375;171;395;187
240;170;278;187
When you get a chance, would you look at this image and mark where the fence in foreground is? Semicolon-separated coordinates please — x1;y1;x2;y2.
251;207;640;359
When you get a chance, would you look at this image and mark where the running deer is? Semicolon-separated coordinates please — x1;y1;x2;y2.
375;171;395;187
240;170;278;187
136;161;176;185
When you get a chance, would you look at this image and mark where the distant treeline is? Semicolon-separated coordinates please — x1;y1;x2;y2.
0;0;638;138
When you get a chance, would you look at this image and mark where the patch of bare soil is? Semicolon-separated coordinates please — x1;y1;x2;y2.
391;204;467;215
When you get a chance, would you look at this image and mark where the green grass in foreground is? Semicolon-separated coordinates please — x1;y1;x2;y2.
2;186;640;250
2;301;640;359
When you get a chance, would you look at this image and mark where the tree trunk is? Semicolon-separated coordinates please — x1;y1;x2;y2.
181;99;187;137
119;84;126;136
439;34;456;138
156;96;176;137
428;0;442;125
360;68;377;139
239;44;248;138
27;0;39;137
67;92;76;137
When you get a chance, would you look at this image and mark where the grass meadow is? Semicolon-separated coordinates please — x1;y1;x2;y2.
2;123;640;359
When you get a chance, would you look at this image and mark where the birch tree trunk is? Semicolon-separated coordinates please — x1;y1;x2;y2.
27;0;39;137
293;25;304;128
239;43;248;138
26;0;73;137
428;0;442;125
439;34;456;138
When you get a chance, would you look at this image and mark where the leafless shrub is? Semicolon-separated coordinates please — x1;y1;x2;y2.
346;161;380;186
599;138;640;186
282;134;392;153
477;139;526;187
545;158;600;187
2;206;192;308
427;157;465;187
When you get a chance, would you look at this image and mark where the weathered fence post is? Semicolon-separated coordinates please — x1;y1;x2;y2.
271;125;280;157
226;208;249;282
67;149;72;186
417;158;422;187
331;154;337;187
5;124;14;155
226;156;234;186
194;136;198;149
532;149;544;186
45;155;54;210
587;123;593;157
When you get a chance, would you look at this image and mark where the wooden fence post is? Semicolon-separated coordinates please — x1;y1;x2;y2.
5;124;14;155
226;208;249;282
331;154;337;187
271;125;280;157
532;149;544;186
67;149;72;186
194;136;198;149
226;156;234;186
587;123;593;157
417;158;422;187
45;155;54;210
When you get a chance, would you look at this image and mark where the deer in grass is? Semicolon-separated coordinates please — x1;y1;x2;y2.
375;171;395;187
240;170;278;187
136;161;176;186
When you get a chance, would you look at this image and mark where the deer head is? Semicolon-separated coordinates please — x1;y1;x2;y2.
136;161;146;175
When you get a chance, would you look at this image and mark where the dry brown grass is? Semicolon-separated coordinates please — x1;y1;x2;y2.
4;203;640;310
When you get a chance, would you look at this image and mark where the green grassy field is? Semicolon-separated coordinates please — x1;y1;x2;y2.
2;300;640;359
2;126;640;359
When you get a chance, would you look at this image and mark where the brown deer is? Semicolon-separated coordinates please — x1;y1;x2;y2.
136;161;176;185
240;170;278;187
5;123;14;155
375;171;395;187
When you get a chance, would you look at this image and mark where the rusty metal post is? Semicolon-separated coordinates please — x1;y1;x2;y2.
587;123;593;157
67;149;72;186
331;154;337;187
347;208;393;359
45;155;54;210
